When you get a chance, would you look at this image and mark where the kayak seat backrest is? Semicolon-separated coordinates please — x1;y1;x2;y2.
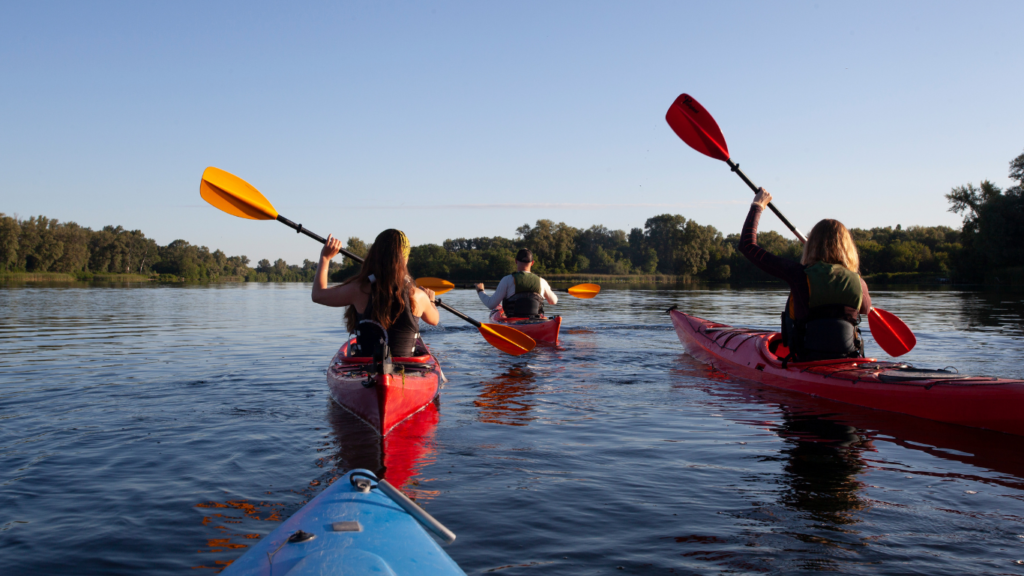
767;334;790;360
504;316;548;324
343;354;431;364
342;339;431;364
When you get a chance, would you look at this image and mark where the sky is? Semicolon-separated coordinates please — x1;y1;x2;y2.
2;1;1022;265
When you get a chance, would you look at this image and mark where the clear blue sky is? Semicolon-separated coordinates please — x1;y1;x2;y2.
2;1;1022;265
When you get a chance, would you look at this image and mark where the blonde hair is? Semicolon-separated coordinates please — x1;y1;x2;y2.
800;219;860;273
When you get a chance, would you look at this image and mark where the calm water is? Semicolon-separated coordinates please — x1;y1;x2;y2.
2;283;1024;575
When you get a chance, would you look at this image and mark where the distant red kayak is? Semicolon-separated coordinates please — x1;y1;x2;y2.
669;308;1024;436
489;309;562;344
327;338;445;436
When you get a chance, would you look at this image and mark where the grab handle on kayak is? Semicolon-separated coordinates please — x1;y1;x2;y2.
377;479;457;544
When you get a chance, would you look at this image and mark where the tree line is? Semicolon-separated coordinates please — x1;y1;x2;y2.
0;216;340;281
2;148;1019;284
402;149;1021;283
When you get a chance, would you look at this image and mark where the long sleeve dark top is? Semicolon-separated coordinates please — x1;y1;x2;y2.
738;204;871;321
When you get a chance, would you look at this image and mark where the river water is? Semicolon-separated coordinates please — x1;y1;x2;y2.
2;283;1024;575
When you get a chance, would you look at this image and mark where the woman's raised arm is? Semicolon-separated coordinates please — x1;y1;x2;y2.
312;234;359;307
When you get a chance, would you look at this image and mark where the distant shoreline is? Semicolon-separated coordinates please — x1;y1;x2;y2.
0;270;989;287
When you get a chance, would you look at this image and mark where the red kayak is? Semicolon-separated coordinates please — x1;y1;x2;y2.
327;338;445;436
669;308;1024;436
489;309;562;344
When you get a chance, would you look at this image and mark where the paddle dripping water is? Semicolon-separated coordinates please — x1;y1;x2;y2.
2;283;1024;575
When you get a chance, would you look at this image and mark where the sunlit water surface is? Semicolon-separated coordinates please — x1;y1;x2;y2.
2;283;1024;575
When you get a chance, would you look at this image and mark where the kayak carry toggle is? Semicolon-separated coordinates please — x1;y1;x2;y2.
349;470;376;493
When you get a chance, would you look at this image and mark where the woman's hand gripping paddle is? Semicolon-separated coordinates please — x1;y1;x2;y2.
664;95;916;357
416;278;601;299
200;167;536;356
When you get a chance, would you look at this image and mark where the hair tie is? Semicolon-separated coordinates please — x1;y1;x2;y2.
398;230;411;259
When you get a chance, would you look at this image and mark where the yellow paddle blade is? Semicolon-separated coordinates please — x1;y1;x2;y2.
567;283;601;299
478;324;535;356
416;277;455;295
200;167;279;220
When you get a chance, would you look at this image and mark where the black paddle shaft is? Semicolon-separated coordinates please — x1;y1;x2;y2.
434;298;481;327
725;159;807;243
276;215;365;263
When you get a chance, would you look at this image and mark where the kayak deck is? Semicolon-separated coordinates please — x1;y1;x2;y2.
669;309;1024;436
488;309;562;344
327;338;444;436
220;470;465;576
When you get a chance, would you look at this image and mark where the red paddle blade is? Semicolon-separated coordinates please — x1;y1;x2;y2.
868;307;917;357
665;94;730;162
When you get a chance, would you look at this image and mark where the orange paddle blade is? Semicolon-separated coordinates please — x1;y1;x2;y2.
478;324;535;356
567;283;600;299
415;277;455;295
200;167;279;220
868;307;917;357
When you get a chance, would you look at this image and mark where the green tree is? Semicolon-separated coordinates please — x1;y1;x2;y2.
885;240;931;272
0;214;21;272
516;220;577;273
947;149;1024;276
642;214;687;274
408;244;450;279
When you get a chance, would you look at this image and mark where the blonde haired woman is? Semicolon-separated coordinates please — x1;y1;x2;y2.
739;188;872;361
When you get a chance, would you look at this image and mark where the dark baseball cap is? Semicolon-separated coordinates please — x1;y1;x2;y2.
515;249;534;263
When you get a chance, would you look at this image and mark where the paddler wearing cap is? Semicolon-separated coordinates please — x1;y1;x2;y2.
475;249;558;319
312;229;439;357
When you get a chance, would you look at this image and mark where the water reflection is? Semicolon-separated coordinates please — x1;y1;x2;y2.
474;366;538;427
326;399;439;491
190;402;441;571
774;410;870;529
956;289;1024;334
743;385;1024;491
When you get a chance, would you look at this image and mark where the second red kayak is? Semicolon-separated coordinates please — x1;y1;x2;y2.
489;309;562;344
669;308;1024;436
327;338;445;436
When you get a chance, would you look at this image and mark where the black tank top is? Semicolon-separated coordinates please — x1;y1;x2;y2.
352;287;420;357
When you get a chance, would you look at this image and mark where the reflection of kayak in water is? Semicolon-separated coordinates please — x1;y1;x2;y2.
327;398;440;492
489;308;561;344
327;337;445;436
676;360;1024;491
220;469;465;576
475;366;539;427
669;309;1024;436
